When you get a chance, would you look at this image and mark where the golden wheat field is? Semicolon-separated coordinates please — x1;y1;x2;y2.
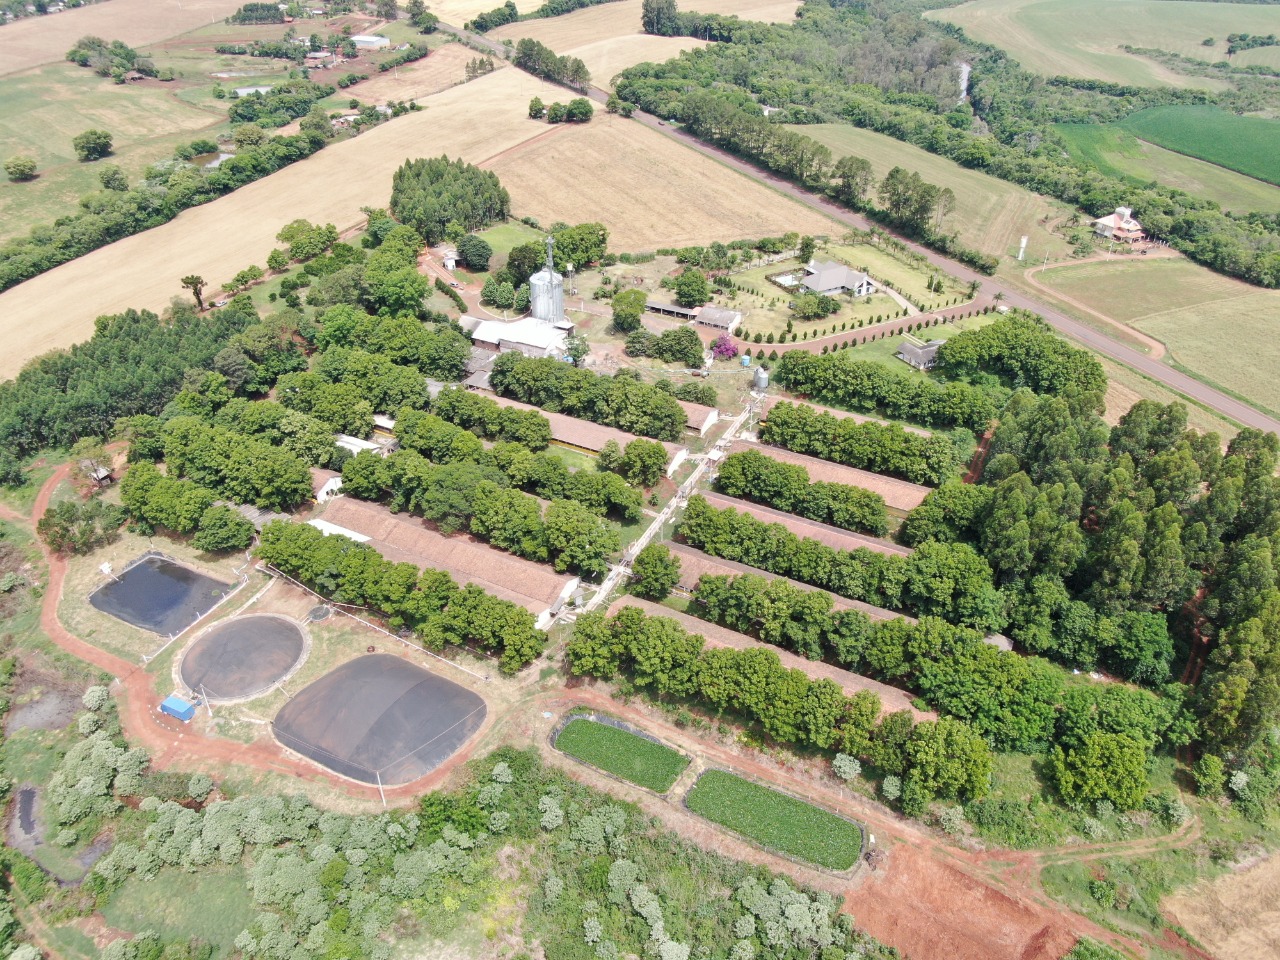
1162;853;1280;960
486;115;839;249
339;43;489;104
0;0;248;77
0;65;834;376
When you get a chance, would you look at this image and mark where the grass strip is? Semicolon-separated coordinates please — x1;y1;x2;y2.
555;718;689;792
685;770;862;869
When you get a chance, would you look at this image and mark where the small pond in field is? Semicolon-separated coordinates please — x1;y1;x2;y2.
89;554;231;635
191;151;235;169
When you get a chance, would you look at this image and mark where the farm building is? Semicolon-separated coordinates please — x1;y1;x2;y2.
1092;206;1144;242
335;434;398;458
488;395;686;462
530;236;566;323
469;314;575;359
677;399;719;437
646;300;699;321
802;261;877;297
607;596;931;720
726;439;931;512
350;34;391;49
79;459;113;487
895;337;945;372
698;490;912;558
316;497;581;628
372;414;396;436
665;542;907;623
760;396;933;436
310;468;343;503
695;305;742;333
234;85;274;96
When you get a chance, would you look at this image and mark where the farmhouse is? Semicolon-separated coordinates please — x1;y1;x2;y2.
677;399;719;437
728;439;931;512
350;34;391;50
895;337;945;371
1092;205;1144;243
802;260;877;297
317;497;581;628
469;315;574;359
607;596;931;720
695;305;742;334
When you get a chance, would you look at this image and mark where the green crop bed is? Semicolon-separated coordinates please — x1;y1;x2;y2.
1118;106;1280;186
555;718;689;792
685;771;862;869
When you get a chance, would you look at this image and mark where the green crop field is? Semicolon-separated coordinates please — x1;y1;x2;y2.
1036;258;1280;418
1116;106;1280;186
1054;123;1280;213
684;770;863;869
929;0;1280;89
102;866;256;953
795;124;1074;264
555;718;690;792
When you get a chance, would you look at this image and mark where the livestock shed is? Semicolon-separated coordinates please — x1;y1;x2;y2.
646;301;699;320
310;468;343;503
677;399;719;438
695;305;742;334
487;394;685;460
317;497;581;629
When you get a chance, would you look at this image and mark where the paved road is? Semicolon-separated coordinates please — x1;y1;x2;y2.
439;19;1279;434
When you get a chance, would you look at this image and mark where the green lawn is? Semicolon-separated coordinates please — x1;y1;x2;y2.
556;717;690;792
796;123;1074;263
103;866;255;955
1054;123;1280;213
1118;106;1280;186
684;770;863;869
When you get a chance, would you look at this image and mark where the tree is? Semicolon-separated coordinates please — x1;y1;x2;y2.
266;248;289;272
632;543;680;599
376;0;399;19
620;439;668;487
457;234;493;270
830;155;872;206
673;268;710;308
505;242;544;286
641;0;680;36
181;275;207;310
905;717;992;802
193;505;255;552
98;164;128;191
545;499;619;579
1051;732;1149;810
565;97;594;123
4;156;37;182
565;333;589;367
611;288;646;333
1193;753;1226;799
797;235;816;263
72;129;113;161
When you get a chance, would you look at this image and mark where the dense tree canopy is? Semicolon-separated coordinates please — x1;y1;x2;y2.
389;156;511;245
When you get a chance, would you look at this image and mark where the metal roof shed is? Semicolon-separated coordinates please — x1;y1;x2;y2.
160;694;197;723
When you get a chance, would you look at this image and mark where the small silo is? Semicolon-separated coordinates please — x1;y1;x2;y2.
753;366;769;391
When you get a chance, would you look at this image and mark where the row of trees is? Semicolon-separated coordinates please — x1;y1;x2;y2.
227;80;335;128
714;449;890;536
120;462;255;552
935;314;1107;396
773;350;999;432
760;401;963;486
313;303;470;380
512;39;590;89
161;416;313;512
568;605;993;809
622;326;705;367
257;520;546;671
490;353;688;441
679;494;1005;631
389;156;511;245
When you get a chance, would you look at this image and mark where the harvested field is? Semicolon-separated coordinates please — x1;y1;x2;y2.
1035;258;1280;418
555;716;689;792
797;123;1072;262
567;35;709;87
337;43;487;104
607;596;929;719
487;118;840;250
1162;853;1280;960
929;0;1245;90
0;0;249;77
0;67;566;378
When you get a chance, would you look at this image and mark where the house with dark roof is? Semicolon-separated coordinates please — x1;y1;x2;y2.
802;260;877;297
895;337;945;371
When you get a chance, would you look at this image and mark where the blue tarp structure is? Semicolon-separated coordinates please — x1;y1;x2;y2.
159;694;197;723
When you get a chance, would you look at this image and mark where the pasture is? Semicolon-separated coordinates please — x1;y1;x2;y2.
1054;123;1280;213
1036;258;1280;418
929;0;1275;89
684;770;863;870
0;0;248;77
1118;106;1280;187
555;717;689;792
1163;852;1280;960
0;63;230;243
796;123;1073;263
102;866;255;954
487;117;840;250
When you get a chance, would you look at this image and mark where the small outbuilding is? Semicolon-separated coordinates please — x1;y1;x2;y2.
695;305;742;334
895;337;945;371
159;694;198;723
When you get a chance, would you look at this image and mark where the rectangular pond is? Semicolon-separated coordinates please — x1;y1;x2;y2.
89;553;232;635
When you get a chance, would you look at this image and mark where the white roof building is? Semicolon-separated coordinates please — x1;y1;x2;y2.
350;34;391;49
469;314;574;359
